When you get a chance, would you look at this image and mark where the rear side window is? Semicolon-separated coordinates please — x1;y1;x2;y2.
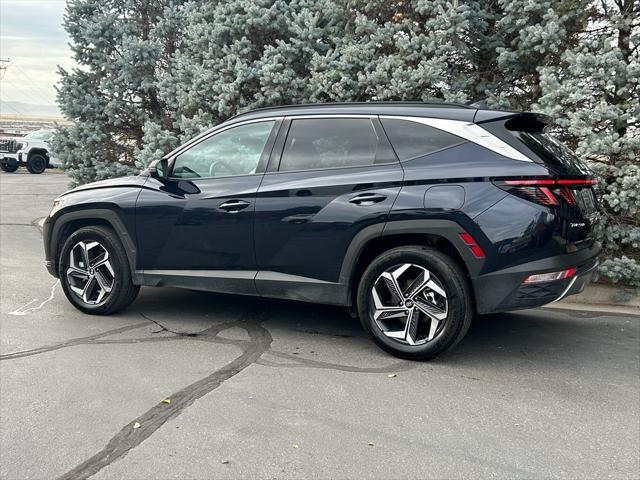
381;118;464;161
279;118;386;172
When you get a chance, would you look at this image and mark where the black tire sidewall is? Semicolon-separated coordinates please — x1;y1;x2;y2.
357;246;471;360
58;226;132;315
1;163;18;172
27;154;47;174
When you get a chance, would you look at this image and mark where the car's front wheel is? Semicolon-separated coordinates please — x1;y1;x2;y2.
357;246;473;360
58;225;140;315
0;162;18;172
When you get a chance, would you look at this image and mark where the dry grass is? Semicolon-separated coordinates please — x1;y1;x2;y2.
0;114;72;125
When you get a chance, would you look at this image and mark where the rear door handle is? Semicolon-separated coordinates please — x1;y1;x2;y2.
218;199;250;212
349;193;387;206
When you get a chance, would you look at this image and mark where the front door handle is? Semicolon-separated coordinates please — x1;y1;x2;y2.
349;193;387;206
218;199;250;212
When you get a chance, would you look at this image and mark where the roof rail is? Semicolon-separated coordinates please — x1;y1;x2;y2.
229;101;473;120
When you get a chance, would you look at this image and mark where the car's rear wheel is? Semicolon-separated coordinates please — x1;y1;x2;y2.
58;225;140;315
1;162;18;172
26;153;47;174
357;246;473;360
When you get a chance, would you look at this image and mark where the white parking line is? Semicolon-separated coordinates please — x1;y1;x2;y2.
9;281;59;316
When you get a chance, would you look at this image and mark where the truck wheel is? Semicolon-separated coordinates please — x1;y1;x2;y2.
357;246;474;360
0;163;18;172
58;225;140;315
26;154;47;174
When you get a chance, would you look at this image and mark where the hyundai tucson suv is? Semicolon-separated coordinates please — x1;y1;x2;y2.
43;102;600;359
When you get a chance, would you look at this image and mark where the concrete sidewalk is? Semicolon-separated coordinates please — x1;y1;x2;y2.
551;283;639;316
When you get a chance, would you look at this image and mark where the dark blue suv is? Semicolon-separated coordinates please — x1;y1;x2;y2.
43;103;600;359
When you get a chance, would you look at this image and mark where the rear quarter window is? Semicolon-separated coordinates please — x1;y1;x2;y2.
381;118;465;161
510;131;592;175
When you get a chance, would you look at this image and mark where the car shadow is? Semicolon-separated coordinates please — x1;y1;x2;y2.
133;287;637;368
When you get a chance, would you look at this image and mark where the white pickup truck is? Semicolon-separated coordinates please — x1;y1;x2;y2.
0;129;61;174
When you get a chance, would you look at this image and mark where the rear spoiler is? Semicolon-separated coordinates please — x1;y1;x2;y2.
474;110;551;133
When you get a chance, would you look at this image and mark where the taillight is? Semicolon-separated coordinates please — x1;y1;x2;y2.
494;178;596;207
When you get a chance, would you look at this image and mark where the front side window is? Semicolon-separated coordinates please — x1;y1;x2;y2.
171;121;275;179
381;119;465;161
279;118;382;172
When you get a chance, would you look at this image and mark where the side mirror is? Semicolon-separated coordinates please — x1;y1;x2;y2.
147;158;168;180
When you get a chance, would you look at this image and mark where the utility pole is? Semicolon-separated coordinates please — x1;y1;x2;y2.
0;58;10;79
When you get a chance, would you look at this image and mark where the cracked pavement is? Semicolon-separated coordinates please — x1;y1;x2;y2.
1;171;639;480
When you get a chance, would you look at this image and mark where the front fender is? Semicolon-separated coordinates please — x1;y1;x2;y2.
44;186;143;281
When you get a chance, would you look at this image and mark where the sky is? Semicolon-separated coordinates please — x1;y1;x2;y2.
0;0;74;109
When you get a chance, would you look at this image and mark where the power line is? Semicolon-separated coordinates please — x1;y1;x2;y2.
13;66;57;103
2;75;51;107
0;99;25;116
0;60;57;108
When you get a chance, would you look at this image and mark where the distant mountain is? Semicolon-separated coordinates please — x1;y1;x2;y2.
0;100;62;118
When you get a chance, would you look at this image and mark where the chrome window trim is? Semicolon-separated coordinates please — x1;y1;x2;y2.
165;114;375;160
379;115;533;162
283;114;378;119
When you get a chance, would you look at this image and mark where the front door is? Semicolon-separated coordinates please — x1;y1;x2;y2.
136;119;279;292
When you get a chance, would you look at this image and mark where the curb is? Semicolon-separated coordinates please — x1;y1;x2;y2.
551;283;639;315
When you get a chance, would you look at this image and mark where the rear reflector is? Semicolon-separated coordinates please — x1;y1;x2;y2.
458;232;485;259
523;267;576;284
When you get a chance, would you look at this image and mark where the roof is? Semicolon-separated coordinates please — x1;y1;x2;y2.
227;101;479;123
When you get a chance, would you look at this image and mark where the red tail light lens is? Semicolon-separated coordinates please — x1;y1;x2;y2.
495;178;596;207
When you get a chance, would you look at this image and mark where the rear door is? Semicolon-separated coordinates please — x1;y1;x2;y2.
254;116;403;298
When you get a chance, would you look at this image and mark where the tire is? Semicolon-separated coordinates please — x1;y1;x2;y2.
357;246;474;360
26;153;47;174
58;225;140;315
0;163;18;172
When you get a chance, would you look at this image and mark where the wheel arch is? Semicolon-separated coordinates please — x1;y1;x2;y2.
28;148;49;162
48;209;140;283
340;220;482;307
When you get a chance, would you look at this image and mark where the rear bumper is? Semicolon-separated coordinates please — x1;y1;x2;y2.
473;245;600;314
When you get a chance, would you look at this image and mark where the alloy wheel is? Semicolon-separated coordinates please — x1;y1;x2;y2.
370;263;448;345
66;240;115;305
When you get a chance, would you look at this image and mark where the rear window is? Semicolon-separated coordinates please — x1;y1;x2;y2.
509;131;591;174
381;118;465;161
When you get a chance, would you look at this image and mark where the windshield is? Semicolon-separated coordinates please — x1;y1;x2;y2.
25;130;53;140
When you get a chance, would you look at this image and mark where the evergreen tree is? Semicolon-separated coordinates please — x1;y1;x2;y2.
51;0;188;184
536;0;639;286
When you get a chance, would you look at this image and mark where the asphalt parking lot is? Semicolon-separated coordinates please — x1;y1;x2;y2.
1;170;639;480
